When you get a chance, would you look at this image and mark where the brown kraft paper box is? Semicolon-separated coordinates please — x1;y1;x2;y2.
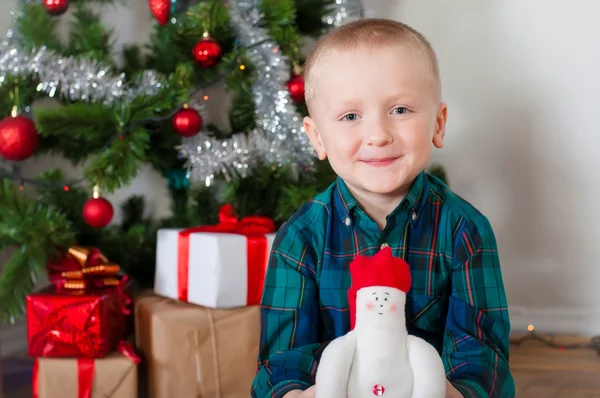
34;351;137;398
135;294;260;398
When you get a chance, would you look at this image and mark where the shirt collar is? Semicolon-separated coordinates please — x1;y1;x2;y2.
334;171;429;227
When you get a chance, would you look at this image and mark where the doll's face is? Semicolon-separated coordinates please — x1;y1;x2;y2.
355;286;405;328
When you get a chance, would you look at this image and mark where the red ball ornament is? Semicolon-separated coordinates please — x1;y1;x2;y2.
287;74;305;103
172;107;203;137
42;0;69;16
83;197;114;228
192;38;222;68
148;0;170;25
0;115;40;161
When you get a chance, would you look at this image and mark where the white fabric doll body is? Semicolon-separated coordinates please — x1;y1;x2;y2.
315;247;446;398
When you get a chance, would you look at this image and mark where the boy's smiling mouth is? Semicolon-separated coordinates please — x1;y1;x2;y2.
360;157;399;167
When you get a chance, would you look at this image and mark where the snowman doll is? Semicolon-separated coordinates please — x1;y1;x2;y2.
315;247;446;398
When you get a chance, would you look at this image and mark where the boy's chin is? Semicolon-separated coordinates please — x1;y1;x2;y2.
354;179;410;196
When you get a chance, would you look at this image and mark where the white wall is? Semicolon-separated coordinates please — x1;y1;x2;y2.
367;0;600;335
1;0;599;338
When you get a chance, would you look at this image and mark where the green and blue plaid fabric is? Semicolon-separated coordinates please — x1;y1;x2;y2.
252;171;515;398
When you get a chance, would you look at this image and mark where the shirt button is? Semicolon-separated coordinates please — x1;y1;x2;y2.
411;212;417;221
344;217;352;226
380;243;389;249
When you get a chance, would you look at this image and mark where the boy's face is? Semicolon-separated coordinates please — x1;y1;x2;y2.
304;44;447;200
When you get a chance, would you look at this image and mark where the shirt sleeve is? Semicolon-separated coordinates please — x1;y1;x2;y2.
251;221;322;398
443;216;516;398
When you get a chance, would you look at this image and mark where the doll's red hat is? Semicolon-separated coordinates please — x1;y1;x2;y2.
347;247;412;329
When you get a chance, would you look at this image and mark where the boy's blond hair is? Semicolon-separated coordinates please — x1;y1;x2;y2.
303;18;441;111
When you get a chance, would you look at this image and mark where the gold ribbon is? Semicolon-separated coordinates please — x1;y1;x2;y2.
48;246;122;290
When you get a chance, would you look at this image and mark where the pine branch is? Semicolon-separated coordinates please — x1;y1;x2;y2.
146;121;185;173
182;0;232;41
276;185;320;221
96;195;159;288
120;44;146;81
187;184;221;225
84;127;150;192
119;195;147;231
222;49;254;91
14;3;62;52
128;66;192;122
98;222;158;288
66;4;115;64
428;164;449;186
261;0;303;60
145;24;190;75
229;88;256;133
276;161;335;221
34;103;118;163
36;169;91;231
0;179;76;322
294;0;334;36
221;163;301;223
0;75;45;118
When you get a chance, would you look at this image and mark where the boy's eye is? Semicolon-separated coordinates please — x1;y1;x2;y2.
392;107;409;115
342;113;359;121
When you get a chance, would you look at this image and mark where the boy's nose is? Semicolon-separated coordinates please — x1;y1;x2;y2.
367;133;392;147
365;120;393;146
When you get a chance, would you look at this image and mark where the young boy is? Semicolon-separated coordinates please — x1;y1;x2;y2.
252;18;515;398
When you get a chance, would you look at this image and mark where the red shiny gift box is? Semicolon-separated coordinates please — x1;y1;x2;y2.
26;246;131;358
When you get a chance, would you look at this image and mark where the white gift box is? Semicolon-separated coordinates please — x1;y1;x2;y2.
154;228;276;308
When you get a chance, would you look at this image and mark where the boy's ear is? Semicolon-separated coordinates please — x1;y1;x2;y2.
432;102;448;149
303;116;327;160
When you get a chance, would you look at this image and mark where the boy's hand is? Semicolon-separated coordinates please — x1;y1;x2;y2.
283;385;315;398
446;380;464;398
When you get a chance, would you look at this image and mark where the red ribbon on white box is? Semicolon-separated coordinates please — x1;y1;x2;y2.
176;204;276;304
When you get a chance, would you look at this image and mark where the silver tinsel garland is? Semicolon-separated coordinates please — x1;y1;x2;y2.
0;31;164;105
0;1;363;183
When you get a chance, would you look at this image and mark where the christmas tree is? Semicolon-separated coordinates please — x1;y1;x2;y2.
0;0;364;322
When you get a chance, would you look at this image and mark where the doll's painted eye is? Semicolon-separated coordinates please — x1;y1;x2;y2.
375;297;379;301
384;297;388;301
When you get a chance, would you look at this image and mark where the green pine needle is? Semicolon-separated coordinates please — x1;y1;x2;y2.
428;164;449;186
35;103;118;163
14;2;62;52
84;127;150;192
0;179;76;322
66;4;116;64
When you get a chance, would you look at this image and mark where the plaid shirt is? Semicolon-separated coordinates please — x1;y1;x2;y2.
252;171;515;398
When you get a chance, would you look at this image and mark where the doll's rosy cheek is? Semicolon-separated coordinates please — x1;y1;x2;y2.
389;304;397;312
366;302;375;311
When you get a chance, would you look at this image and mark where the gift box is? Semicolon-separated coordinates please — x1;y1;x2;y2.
33;350;138;398
154;204;276;308
26;246;132;358
135;293;260;398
